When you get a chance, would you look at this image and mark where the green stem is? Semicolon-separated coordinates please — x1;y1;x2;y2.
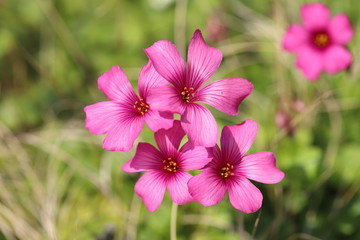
170;202;178;240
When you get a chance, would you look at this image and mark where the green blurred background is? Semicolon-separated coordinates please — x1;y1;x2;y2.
1;0;360;239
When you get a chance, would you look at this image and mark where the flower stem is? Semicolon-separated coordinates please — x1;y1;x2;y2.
170;202;178;240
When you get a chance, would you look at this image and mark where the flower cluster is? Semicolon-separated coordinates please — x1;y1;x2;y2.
85;29;284;213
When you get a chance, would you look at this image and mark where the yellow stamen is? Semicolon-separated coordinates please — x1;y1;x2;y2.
219;163;235;179
163;157;179;173
133;98;150;115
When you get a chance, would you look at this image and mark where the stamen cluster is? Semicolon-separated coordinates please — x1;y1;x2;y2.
313;32;330;48
163;157;179;173
133;98;149;115
219;163;234;178
180;87;195;103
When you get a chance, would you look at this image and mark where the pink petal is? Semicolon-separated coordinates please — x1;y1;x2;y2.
295;46;323;81
198;78;253;115
145;40;186;89
187;29;223;89
130;143;163;170
155;120;185;155
221;120;258;159
328;14;353;45
179;141;195;153
282;24;309;52
239;152;285;184
180;146;213;171
122;160;143;173
228;177;263;213
98;66;138;103
85;102;144;151
138;61;170;99
199;145;223;170
301;3;330;31
324;46;352;74
84;101;121;135
188;170;227;206
146;85;186;114
102;110;145;151
135;171;167;212
181;104;218;147
167;171;193;205
144;109;174;132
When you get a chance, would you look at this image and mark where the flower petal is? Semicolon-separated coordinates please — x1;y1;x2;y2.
239;152;285;184
85;102;144;151
167;171;193;205
221;120;258;159
199;145;224;170
147;85;186;114
228;177;263;213
301;3;330;31
102;109;145;151
181;104;218;147
198;78;253;115
282;24;309;52
84;101;121;135
187;29;223;89
130;143;163;170
180;146;213;171
188;170;227;206
155;120;185;155
328;14;353;45
179;141;195;153
138;61;170;99
295;46;323;81
98;66;138;103
135;171;167;212
122;160;143;173
145;40;186;88
144;109;174;132
324;46;352;74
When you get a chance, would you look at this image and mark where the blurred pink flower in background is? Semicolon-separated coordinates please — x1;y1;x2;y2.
84;62;173;151
188;120;284;213
206;11;228;43
122;121;212;212
276;110;295;136
145;29;253;147
282;3;353;81
276;100;306;137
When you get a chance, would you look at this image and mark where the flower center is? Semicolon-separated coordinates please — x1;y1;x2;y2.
180;87;195;103
313;32;330;48
219;163;234;179
133;98;149;115
163;157;179;173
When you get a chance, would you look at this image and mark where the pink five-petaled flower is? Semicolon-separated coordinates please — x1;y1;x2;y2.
188;120;285;213
122;120;212;212
282;3;353;81
84;61;173;151
145;29;254;147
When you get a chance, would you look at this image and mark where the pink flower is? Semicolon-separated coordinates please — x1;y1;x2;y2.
84;62;174;151
282;3;353;81
122;120;212;212
188;120;284;213
145;29;254;147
